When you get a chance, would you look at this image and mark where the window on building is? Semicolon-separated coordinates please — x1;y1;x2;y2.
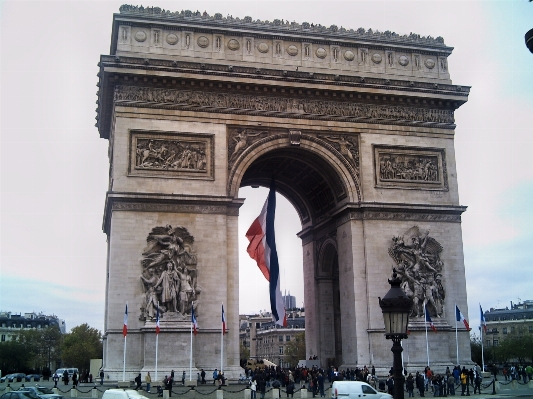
286;336;290;342
493;340;499;346
511;327;515;333
279;346;284;355
503;328;507;334
1;335;5;342
279;335;283;342
486;340;491;346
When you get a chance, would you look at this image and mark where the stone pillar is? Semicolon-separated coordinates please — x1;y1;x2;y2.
271;389;279;399
52;388;59;395
244;389;251;399
92;388;99;398
163;390;169;399
71;388;78;398
300;388;308;399
5;386;12;393
216;389;224;399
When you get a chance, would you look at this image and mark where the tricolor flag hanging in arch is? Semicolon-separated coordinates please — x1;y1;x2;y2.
123;304;128;337
455;305;470;330
480;304;487;333
245;181;287;327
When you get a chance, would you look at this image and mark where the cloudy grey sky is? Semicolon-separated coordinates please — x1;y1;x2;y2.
1;1;532;337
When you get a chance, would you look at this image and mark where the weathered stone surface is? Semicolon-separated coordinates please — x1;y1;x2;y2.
98;7;471;379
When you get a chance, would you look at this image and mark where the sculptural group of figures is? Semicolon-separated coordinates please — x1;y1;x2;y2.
136;139;207;171
379;154;438;182
139;225;201;321
388;226;445;318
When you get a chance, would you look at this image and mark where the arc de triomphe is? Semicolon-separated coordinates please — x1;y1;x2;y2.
96;6;471;379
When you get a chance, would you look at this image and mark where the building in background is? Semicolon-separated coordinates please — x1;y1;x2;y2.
0;311;66;342
282;291;297;310
483;300;533;347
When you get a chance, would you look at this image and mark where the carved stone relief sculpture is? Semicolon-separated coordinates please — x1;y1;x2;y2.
228;128;267;168
321;134;360;174
129;130;214;180
374;145;447;190
139;225;200;322
388;226;445;318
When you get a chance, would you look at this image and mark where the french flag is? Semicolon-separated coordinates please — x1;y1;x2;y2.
480;304;487;333
245;182;287;327
455;305;470;330
425;305;437;332
123;304;128;337
191;305;198;335
155;304;160;335
222;304;226;334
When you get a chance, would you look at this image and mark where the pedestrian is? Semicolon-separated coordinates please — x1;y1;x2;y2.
250;379;257;399
386;375;394;395
257;373;267;399
201;369;206;384
473;371;481;394
135;373;142;390
406;373;415;397
145;372;152;393
52;373;59;388
317;373;325;397
213;369;218;385
63;370;69;386
286;380;294;398
460;368;468;396
416;371;425;397
182;371;186;385
72;372;78;388
89;373;93;383
448;374;455;396
100;370;104;386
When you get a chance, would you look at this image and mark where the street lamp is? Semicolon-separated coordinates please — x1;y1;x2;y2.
379;269;413;399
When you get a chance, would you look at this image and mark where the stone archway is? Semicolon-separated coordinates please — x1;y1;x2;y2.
96;6;472;379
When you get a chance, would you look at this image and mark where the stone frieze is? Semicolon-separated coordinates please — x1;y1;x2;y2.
114;85;455;126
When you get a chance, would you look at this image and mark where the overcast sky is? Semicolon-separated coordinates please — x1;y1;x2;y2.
1;1;532;337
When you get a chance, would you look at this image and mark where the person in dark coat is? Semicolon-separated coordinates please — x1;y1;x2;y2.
63;370;69;386
416;371;425;397
406;373;415;397
135;373;142;390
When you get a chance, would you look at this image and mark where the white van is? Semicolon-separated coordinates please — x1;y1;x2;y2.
331;381;393;399
101;389;149;399
54;368;79;378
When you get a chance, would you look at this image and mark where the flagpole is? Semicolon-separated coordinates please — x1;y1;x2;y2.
455;303;459;365
190;309;193;382
425;303;430;367
123;302;127;382
155;301;159;383
480;303;485;372
221;303;224;374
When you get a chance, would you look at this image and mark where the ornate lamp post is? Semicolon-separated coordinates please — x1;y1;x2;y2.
379;269;413;399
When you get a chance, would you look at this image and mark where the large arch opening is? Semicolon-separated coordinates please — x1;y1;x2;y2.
237;144;350;367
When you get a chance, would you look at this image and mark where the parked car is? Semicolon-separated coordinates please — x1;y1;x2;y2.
331;381;393;399
24;375;42;382
101;389;149;399
5;374;27;383
18;387;63;399
0;374;15;383
0;391;39;399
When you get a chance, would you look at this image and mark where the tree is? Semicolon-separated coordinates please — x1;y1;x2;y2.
284;332;305;367
61;324;103;370
240;342;250;367
16;325;62;374
0;340;31;373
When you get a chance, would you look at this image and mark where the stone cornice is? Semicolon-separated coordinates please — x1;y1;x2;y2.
103;192;243;234
115;5;452;52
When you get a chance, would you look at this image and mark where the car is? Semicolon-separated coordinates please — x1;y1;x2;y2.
24;375;42;382
101;389;149;399
54;369;78;379
1;391;39;399
5;374;27;383
17;387;63;399
331;381;393;399
0;374;15;383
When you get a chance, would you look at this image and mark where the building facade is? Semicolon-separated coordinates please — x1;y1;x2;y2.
0;311;65;342
483;300;533;347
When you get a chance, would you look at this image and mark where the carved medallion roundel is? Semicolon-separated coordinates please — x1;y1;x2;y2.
371;53;382;64
166;33;179;45
344;50;355;61
286;45;298;56
425;58;436;69
197;36;209;48
257;42;269;53
398;55;409;66
134;30;147;42
315;47;327;59
227;39;240;51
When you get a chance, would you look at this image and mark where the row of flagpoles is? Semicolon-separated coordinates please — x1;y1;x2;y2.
121;302;227;382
